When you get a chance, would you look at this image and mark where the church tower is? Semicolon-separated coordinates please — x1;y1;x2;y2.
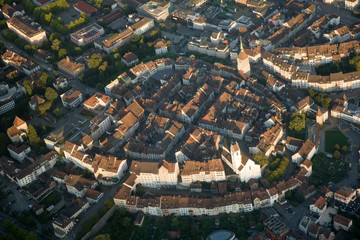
237;37;251;76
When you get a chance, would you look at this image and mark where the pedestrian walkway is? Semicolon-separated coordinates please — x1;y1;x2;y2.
343;128;350;132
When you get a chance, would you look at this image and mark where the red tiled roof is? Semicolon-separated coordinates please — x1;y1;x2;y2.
73;1;97;14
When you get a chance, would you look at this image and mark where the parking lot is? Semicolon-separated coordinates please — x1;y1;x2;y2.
56;6;80;25
335;198;360;214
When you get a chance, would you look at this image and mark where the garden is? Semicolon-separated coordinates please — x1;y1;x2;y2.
311;153;348;186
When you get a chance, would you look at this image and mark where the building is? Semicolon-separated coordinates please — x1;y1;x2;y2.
291;139;317;164
154;39;168;55
70;23;104;46
0;82;20;115
29;95;45;111
83;92;111;112
310;196;327;214
33;0;54;6
130;160;179;188
95;29;134;53
121;52;139;67
206;230;236;240
60;88;83;108
264;216;290;240
180;159;226;185
16;151;58;187
85;189;103;204
237;38;251;76
333;214;353;231
221;141;261;182
334;187;357;205
137;1;171;21
345;0;359;10
6;17;47;45
57;57;85;77
1;4;24;19
73;1;98;15
1;50;40;75
53;76;68;90
6;116;28;143
7;144;30;162
52;217;74;238
65;174;98;197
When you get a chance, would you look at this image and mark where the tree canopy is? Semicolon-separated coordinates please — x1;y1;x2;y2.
253;152;269;166
45;87;58;101
88;54;103;69
289;112;305;132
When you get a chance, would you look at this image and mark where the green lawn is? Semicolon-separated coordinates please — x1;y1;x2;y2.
40;190;62;207
311;153;348;186
325;130;349;152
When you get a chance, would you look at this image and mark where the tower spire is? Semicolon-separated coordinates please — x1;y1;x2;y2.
240;36;244;52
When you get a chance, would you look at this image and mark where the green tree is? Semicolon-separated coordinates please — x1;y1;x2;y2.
37;101;52;115
45;87;58;101
341;145;348;153
333;150;341;160
159;23;165;30
94;234;111;240
256;222;264;231
28;124;41;149
58;48;67;58
289;112;306;132
0;133;10;156
123;4;133;15
90;214;99;224
50;32;61;42
51;38;61;51
253;152;269;166
92;0;103;8
88;54;103;69
81;220;92;233
121;217;131;228
105;199;114;209
334;144;340;150
23;79;32;95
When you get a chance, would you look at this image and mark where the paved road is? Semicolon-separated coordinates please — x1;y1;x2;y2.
316;2;360;26
64;172;130;240
337;120;360;187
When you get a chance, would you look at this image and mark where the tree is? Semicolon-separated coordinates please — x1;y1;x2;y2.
123;4;133;15
98;206;107;216
51;38;61;51
94;234;111;240
289;112;306;132
28;124;41;149
45;87;58;101
159;23;165;30
92;0;103;8
50;32;61;42
58;48;67;58
253;152;269;166
256;222;264;231
81;221;92;233
90;214;99;224
333;150;341;160
104;200;114;209
341;145;348;153
88;54;103;69
121;217;131;228
0;133;9;156
37;101;52;115
334;144;340;150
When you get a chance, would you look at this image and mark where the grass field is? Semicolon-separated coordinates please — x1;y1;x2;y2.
325;130;349;152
